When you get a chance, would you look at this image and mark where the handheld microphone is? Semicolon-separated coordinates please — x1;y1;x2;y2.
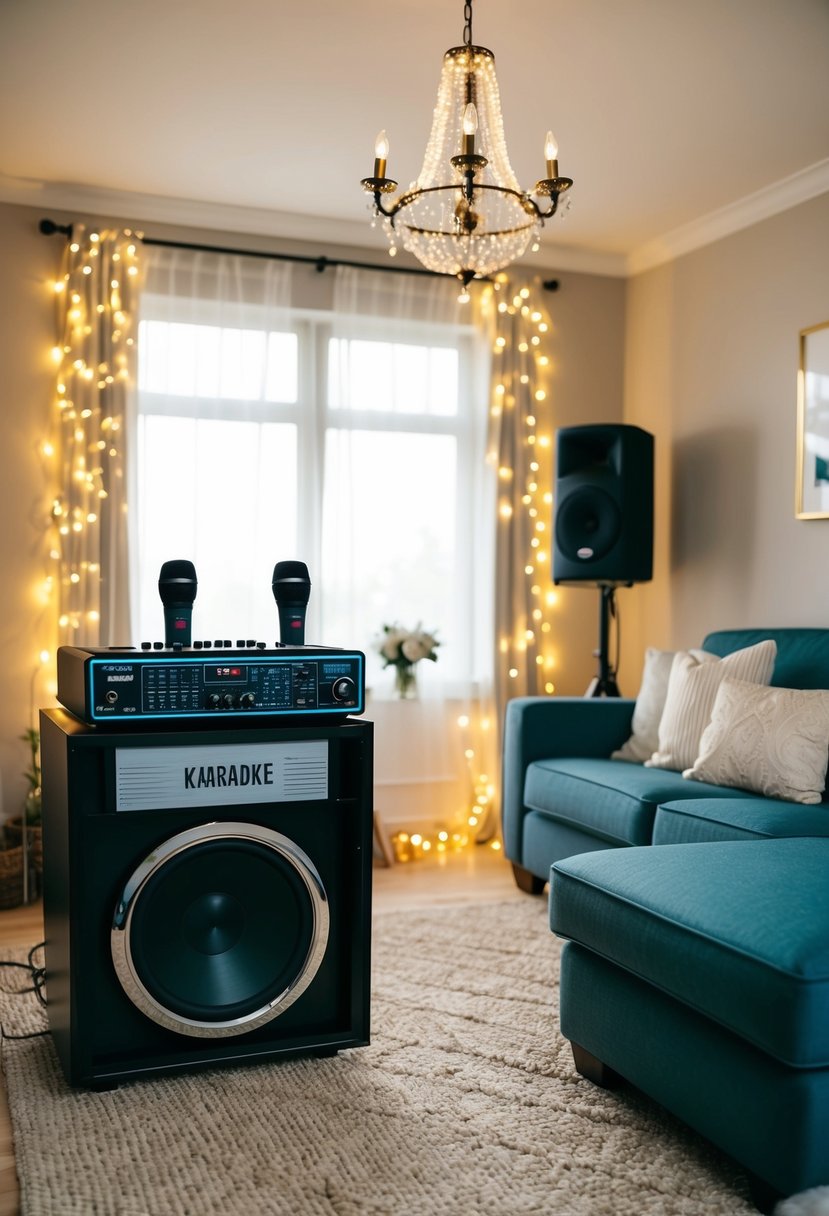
272;561;311;646
158;560;198;647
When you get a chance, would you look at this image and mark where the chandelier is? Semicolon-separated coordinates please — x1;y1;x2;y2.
360;0;572;288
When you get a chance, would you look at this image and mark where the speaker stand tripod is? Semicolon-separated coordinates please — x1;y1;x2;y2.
585;585;621;698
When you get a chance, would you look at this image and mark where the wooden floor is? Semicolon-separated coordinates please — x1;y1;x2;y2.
0;846;526;1215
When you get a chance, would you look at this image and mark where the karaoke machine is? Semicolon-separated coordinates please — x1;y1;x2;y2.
42;560;373;1089
57;645;365;726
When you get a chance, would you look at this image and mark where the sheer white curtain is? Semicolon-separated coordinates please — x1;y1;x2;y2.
325;266;497;838
131;247;294;643
129;250;498;842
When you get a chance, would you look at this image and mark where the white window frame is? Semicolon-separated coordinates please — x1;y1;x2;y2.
134;298;491;689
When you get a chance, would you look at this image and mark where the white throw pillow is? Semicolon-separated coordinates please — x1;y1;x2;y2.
611;648;704;763
684;678;829;804
646;639;777;773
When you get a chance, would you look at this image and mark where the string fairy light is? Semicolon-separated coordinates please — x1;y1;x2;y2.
389;274;559;862
40;225;143;652
488;273;559;701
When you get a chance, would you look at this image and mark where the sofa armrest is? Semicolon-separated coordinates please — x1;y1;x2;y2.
501;697;636;862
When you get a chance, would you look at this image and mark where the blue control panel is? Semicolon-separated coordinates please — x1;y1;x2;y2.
57;646;365;724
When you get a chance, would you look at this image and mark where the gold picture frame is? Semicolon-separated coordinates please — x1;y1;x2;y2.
796;320;829;519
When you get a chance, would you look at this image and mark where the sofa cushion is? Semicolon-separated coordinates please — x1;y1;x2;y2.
550;838;829;1068
523;757;756;848
653;797;829;845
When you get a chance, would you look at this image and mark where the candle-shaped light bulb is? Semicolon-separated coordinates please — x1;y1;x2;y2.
462;102;478;155
544;129;559;179
374;130;389;178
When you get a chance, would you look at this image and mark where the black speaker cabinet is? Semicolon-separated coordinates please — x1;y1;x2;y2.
40;709;373;1089
553;423;654;584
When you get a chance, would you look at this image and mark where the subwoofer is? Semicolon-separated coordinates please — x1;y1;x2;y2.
41;709;372;1088
553;423;654;584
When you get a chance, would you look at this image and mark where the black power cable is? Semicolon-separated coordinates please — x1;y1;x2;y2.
0;943;49;1041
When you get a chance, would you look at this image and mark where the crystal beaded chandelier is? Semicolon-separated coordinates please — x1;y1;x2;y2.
361;0;572;288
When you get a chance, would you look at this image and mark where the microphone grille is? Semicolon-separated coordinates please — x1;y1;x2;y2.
272;561;311;605
272;561;310;583
158;560;198;604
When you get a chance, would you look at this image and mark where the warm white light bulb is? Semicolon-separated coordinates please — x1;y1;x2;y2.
374;130;389;160
544;130;558;161
463;104;478;136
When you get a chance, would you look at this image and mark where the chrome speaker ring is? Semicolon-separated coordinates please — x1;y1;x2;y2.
111;821;329;1039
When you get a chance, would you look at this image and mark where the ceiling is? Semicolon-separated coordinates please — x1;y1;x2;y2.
1;0;828;274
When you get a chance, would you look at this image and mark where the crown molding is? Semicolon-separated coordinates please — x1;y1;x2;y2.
0;174;628;277
527;240;627;278
627;158;829;276
5;164;827;281
0;175;373;247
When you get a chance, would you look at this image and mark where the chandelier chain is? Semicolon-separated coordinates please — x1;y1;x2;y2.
463;0;473;47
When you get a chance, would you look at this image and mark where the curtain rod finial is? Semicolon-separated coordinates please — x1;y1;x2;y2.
39;218;73;238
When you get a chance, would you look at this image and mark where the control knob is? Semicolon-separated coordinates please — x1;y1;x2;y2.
332;677;356;702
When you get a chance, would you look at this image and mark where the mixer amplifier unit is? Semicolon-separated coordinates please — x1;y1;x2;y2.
57;645;365;726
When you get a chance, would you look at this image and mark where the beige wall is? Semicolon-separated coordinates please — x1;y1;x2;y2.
0;199;625;813
0;205;59;822
623;191;829;682
540;269;626;695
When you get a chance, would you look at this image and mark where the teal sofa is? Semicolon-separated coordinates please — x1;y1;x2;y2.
503;628;829;1209
503;628;829;893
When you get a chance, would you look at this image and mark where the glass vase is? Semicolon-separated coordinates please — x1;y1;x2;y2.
394;664;417;700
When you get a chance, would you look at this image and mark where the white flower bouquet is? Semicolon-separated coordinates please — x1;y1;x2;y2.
377;624;440;698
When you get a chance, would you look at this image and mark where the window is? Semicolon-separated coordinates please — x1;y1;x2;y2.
134;303;304;647
134;292;492;691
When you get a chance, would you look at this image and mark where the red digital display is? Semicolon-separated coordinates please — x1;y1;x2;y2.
204;665;247;683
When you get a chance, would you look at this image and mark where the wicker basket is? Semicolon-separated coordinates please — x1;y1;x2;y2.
0;843;24;909
4;819;42;874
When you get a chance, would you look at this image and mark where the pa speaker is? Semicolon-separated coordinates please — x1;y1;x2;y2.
41;709;373;1088
553;424;654;584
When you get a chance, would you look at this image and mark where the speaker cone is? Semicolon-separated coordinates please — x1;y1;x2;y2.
555;486;622;562
111;822;329;1038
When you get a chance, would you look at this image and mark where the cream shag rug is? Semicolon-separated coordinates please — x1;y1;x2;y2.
0;899;760;1215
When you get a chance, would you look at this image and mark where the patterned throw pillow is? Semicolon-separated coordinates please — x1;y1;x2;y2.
684;678;829;804
646;640;777;773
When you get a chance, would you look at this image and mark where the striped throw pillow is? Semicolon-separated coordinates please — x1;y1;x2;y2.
645;639;777;773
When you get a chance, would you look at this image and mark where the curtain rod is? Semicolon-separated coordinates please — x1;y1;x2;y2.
38;218;560;293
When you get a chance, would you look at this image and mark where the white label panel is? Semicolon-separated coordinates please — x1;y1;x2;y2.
115;741;328;812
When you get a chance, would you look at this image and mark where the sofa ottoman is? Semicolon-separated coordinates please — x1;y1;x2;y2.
550;837;829;1207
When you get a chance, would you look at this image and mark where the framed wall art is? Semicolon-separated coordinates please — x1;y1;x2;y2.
796;320;829;519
